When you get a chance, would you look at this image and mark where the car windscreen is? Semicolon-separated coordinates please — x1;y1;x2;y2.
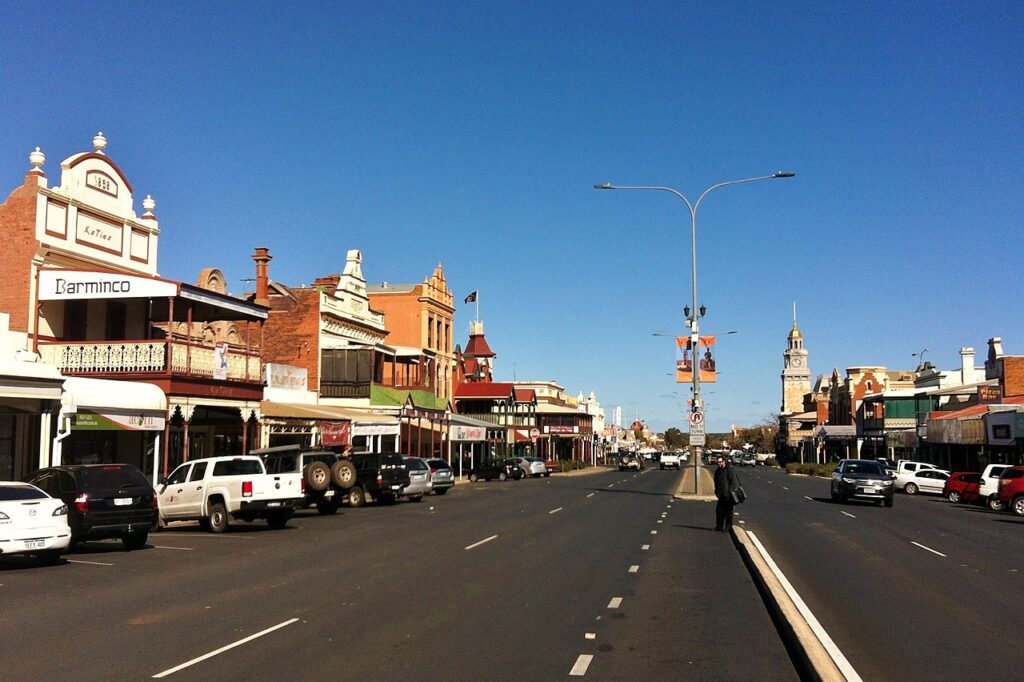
212;460;263;476
381;455;406;469
79;466;151;491
844;461;884;475
427;460;451;470
0;485;48;501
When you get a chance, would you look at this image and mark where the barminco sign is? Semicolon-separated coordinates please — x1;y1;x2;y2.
38;270;177;300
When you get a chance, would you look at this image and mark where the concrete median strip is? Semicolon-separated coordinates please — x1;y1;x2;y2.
732;526;860;682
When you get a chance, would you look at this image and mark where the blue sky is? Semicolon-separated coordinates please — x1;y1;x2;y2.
2;2;1022;432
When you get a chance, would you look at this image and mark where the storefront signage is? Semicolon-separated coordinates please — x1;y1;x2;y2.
320;421;351;446
38;270;176;301
977;385;1002;403
352;422;400;437
546;425;577;434
266;364;308;391
451;425;486;441
71;410;165;431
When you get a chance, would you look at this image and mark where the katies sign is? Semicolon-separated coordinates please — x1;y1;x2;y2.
38;270;177;300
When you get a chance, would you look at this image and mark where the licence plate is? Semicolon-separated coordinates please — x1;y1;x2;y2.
24;540;45;549
114;497;133;506
861;487;878;493
268;501;281;507
391;485;402;490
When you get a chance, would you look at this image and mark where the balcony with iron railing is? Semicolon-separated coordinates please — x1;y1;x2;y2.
37;339;262;383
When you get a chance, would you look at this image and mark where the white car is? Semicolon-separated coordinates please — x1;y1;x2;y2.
0;482;71;564
513;456;547;478
896;468;950;495
659;452;681;470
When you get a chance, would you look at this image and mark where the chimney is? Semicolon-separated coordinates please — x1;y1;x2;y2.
252;247;272;306
986;337;1004;380
960;347;975;383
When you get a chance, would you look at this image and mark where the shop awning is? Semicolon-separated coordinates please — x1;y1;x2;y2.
260;401;355;421
0;357;63;400
61;377;166;430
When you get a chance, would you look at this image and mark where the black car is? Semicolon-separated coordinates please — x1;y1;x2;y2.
345;452;411;507
830;459;894;507
257;445;357;515
25;464;157;549
469;459;523;482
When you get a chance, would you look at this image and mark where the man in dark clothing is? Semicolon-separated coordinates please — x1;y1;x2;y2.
713;455;739;531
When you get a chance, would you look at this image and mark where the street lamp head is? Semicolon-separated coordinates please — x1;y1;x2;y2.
699;304;707;317
593;183;616;190
773;171;796;178
683;305;691;318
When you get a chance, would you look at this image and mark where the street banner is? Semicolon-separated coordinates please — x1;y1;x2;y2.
676;336;717;383
320;421;351;446
213;342;229;380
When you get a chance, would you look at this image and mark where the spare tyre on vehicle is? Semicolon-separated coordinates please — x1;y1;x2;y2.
331;459;357;489
303;461;331;492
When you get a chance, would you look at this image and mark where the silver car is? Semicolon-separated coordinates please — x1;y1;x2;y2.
513;456;547;478
402;457;433;502
425;458;455;495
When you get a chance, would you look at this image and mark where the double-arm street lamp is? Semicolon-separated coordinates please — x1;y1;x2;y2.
595;172;795;494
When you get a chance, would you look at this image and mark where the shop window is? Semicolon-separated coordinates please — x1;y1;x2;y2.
64;300;88;340
106;300;127;340
0;415;14;480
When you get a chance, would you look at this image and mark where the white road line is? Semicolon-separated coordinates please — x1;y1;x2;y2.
747;532;862;682
650;530;657;535
154;546;195;551
657;520;663;524
464;534;499;550
569;654;593;676
607;484;614;487
804;496;813;501
911;541;947;558
586;493;595;498
608;597;623;608
157;532;254;540
152;618;299;678
628;565;639;573
549;507;563;515
641;544;650;550
783;486;790;491
841;511;856;519
585;632;596;640
67;559;114;566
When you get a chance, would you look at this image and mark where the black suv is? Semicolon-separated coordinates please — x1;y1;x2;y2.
346;452;411;507
469;458;524;482
256;445;357;515
25;464;157;549
831;459;894;507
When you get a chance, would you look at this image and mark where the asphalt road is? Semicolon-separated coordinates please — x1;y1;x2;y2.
1;466;795;681
731;464;1024;681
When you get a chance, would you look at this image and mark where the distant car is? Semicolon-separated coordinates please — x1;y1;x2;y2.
345;453;411;507
900;469;949;495
469;459;522;482
544;459;558;475
741;452;756;467
425;458;454;495
618;454;641;471
659;452;680;470
402;457;433;502
830;459;894;507
997;466;1024;516
26;464;157;549
943;472;981;503
0;481;71;564
978;464;1012;510
512;456;547;478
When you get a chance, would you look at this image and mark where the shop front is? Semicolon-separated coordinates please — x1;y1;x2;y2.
0;349;63;479
449;414;497;478
258;400;353;449
52;376;166;484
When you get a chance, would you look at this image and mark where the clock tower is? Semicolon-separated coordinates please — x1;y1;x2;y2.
781;307;811;415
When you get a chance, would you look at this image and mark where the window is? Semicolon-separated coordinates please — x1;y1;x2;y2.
188;462;208;482
166;464;190;485
0;485;48;501
106;300;127;339
427;316;434;349
64;300;88;340
212;460;262;476
444;322;450;353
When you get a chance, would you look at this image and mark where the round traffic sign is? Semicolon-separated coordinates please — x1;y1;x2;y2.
689;410;705;425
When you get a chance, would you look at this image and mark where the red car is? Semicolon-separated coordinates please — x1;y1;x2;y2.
943;472;981;503
997;466;1024;516
544;459;559;475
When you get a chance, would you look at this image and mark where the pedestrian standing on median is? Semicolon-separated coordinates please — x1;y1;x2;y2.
713;455;739;532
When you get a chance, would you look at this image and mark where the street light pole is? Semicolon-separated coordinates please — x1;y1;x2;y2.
596;172;795;495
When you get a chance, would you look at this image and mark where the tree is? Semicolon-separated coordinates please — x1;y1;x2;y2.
664;427;688;449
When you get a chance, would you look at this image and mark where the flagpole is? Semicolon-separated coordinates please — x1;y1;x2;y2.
476;293;479;323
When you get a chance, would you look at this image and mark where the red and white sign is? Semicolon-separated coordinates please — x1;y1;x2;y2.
320;421;351;447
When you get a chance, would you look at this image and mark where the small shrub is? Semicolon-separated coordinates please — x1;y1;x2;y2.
765;457;779;467
786;462;836;477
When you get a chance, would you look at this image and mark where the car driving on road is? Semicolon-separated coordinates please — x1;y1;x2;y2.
830;459;894;507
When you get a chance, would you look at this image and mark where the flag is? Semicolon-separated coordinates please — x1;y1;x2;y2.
464;291;478;304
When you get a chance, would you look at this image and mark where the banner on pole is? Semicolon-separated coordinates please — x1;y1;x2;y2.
676;336;717;383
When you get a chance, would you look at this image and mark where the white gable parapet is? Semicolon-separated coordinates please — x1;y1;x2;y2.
33;132;160;275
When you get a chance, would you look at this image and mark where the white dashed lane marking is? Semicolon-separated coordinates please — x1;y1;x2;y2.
628;565;639;573
650;530;658;535
549;507;563;514
841;511;856;518
569;654;594;676
67;559;114;566
641;544;650;550
464;535;498;550
608;597;622;608
587;493;595;498
153;618;299;678
804;496;813;501
911;541;947;557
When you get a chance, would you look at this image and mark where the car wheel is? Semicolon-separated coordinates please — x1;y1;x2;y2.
498;472;508;481
469;473;479;482
331;459;357;489
266;510;291;530
303;461;332;492
208;502;229;533
947;491;961;503
883;496;894;508
434;487;448;495
347;486;366;508
36;550;63;566
122;530;148;550
316;498;339;515
904;483;918;495
839;489;848;504
987;495;1004;511
831;488;838;502
1013;496;1024;517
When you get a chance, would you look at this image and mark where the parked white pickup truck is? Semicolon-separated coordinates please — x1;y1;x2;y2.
157;456;304;532
978;463;1012;510
893;460;943;493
